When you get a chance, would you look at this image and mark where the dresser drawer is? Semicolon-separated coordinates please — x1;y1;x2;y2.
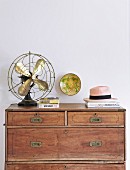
6;164;64;170
7;112;65;126
68;112;124;126
6;163;125;170
7;128;124;161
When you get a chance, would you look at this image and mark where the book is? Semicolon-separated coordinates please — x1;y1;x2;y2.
85;102;120;108
38;103;59;108
38;97;60;108
84;98;121;108
39;97;59;104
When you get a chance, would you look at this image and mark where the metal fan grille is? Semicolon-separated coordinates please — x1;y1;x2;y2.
8;52;55;101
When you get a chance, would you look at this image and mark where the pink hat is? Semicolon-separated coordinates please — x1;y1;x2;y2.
89;86;111;100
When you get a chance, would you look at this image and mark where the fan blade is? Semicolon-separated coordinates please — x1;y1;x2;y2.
34;79;48;91
18;79;32;96
15;63;31;77
32;59;45;77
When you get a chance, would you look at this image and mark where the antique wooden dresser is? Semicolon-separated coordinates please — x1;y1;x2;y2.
5;103;126;170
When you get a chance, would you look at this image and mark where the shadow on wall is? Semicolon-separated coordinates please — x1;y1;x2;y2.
54;73;65;98
0;67;9;104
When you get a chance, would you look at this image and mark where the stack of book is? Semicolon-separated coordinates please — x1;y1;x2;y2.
38;97;59;108
84;98;120;108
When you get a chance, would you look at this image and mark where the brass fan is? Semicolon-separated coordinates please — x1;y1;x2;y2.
8;52;55;106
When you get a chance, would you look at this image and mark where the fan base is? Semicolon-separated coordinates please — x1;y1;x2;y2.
18;100;37;106
18;92;37;106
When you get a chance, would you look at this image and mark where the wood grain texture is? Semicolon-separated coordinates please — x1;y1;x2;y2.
5;103;126;112
5;103;126;170
6;163;125;170
68;112;124;127
7;112;65;126
7;128;124;161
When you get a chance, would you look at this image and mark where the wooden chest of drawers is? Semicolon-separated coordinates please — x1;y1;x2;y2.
5;103;126;170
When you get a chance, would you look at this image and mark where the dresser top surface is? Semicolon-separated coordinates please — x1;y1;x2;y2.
5;103;126;112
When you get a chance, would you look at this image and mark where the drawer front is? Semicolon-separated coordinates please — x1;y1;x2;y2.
7;128;124;161
6;164;64;170
6;163;125;170
7;112;65;126
68;112;124;126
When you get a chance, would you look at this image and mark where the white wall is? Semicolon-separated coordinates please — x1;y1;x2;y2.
0;0;129;169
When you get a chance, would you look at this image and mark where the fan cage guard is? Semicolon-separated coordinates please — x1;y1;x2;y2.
8;52;55;102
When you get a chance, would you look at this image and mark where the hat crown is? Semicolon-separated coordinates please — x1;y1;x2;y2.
90;86;111;96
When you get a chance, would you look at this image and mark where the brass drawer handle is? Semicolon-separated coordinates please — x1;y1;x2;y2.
89;141;102;147
30;117;43;123
90;117;102;123
31;141;42;147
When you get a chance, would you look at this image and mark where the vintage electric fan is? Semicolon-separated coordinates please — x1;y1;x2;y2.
8;52;55;106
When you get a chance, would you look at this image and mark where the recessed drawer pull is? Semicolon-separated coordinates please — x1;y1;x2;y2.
90;117;102;123
31;142;42;147
30;117;43;123
64;130;68;134
89;141;102;147
64;165;67;169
